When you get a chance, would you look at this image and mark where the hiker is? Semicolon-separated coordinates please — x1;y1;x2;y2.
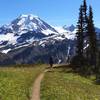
67;55;70;64
49;56;53;68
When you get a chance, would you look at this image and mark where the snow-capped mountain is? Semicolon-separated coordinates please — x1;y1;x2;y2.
0;14;59;46
54;26;76;40
0;14;76;54
0;14;58;35
0;14;77;65
63;24;76;32
0;14;99;65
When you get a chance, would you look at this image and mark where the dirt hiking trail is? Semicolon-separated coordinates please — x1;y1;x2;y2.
30;69;48;100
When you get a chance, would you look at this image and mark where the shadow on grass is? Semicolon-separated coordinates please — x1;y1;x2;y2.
53;64;70;69
46;64;96;80
45;64;74;74
45;64;100;85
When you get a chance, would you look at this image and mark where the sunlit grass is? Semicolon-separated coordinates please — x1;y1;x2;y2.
0;64;46;100
41;67;100;100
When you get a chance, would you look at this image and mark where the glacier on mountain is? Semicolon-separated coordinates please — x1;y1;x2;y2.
0;14;76;54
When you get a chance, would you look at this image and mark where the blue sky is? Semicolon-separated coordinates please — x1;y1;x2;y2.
0;0;100;27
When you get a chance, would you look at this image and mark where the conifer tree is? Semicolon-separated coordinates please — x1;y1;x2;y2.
76;5;83;56
76;5;84;64
88;6;97;67
76;0;88;58
73;0;97;69
82;0;89;58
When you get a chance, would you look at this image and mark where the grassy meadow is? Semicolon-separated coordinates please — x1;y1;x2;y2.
0;64;46;100
0;64;100;100
41;66;100;100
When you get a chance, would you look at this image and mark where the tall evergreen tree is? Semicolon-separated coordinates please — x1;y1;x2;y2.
82;0;89;58
75;0;88;61
76;5;84;62
88;6;97;67
72;0;98;76
75;0;88;59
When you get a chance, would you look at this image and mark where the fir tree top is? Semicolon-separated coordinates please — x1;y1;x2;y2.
82;0;87;14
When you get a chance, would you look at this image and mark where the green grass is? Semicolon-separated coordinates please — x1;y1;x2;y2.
41;66;100;100
0;64;46;100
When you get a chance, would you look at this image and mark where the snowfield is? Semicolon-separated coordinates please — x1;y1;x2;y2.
0;33;18;45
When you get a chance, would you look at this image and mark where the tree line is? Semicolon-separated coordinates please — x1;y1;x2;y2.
71;0;100;81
